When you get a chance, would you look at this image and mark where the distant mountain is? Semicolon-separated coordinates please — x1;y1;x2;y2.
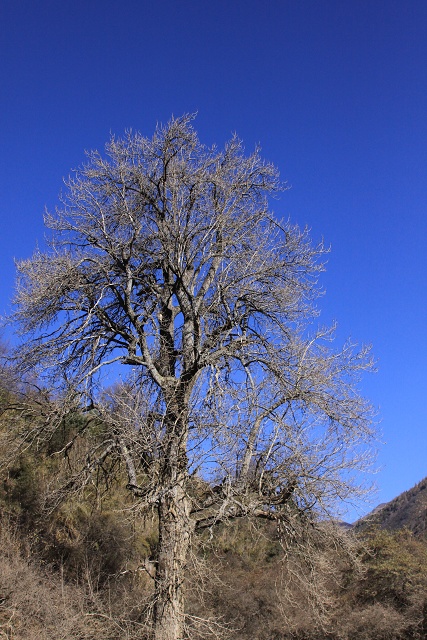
356;476;427;536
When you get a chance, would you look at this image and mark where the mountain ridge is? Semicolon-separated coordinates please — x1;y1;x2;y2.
355;475;427;536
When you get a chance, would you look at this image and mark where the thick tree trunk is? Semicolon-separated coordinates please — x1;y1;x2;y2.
153;389;193;640
154;482;193;640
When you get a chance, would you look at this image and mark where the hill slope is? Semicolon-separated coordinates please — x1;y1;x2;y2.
357;476;427;536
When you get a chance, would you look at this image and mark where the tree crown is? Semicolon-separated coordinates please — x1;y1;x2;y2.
12;115;375;519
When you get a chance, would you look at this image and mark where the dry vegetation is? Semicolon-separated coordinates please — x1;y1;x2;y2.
0;351;426;639
0;518;150;639
0;375;426;639
1;446;427;640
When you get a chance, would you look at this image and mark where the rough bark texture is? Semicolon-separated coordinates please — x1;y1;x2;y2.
155;484;192;640
153;396;192;640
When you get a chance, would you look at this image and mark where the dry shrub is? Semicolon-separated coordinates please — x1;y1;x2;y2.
184;519;389;640
0;518;152;639
41;505;136;585
335;603;407;640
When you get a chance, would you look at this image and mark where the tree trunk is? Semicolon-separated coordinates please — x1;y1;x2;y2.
154;482;193;640
153;390;193;640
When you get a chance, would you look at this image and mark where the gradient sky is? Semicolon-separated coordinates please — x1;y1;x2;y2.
1;0;426;521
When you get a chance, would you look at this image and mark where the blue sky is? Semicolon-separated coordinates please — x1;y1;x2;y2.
1;0;426;520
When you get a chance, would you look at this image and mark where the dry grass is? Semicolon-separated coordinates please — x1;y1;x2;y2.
0;519;152;639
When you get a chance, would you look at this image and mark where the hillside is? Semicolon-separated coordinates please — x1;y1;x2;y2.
1;380;426;639
357;476;427;536
1;454;427;639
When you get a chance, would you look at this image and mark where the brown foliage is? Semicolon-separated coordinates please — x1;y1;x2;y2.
0;518;152;639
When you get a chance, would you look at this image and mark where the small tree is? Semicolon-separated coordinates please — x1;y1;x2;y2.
12;115;375;640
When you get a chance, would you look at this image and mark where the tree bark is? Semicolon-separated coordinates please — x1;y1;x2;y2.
154;481;192;640
153;393;193;640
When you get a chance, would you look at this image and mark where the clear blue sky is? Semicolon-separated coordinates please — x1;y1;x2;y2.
1;0;426;520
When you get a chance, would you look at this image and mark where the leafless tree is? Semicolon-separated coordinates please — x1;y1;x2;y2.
11;115;375;640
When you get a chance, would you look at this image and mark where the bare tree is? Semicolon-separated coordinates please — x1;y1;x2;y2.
11;115;375;640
